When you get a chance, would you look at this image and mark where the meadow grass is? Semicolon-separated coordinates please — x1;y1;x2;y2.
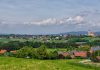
0;57;97;70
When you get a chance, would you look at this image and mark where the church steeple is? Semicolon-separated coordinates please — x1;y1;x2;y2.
87;30;95;37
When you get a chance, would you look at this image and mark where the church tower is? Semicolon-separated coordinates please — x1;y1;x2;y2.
87;30;95;37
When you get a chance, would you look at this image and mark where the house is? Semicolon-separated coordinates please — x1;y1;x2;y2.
89;46;100;53
58;51;69;59
58;51;87;59
73;51;87;58
89;46;100;62
10;50;16;54
96;56;100;62
0;50;7;54
87;31;95;37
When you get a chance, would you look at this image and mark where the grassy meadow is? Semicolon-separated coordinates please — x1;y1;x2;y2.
0;57;99;70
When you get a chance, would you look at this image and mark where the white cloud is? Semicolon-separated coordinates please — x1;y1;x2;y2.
0;15;84;26
74;16;84;23
30;18;58;25
28;16;84;25
1;10;100;34
0;12;99;30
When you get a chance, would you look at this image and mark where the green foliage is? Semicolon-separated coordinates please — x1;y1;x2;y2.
16;45;59;60
16;46;35;58
0;41;25;51
48;50;58;59
65;55;71;59
90;50;100;62
35;45;48;59
77;45;90;51
69;62;100;70
92;50;100;58
66;46;75;51
0;57;97;70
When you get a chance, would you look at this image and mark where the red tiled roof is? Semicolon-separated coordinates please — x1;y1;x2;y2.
63;52;68;56
0;50;7;54
58;52;69;57
73;51;87;57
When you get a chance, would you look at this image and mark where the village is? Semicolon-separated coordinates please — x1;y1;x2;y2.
0;31;100;63
0;0;100;70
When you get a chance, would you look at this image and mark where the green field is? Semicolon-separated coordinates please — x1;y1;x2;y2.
0;57;98;70
0;38;68;43
0;37;100;43
0;38;27;43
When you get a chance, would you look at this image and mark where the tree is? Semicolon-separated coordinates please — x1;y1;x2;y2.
0;41;25;51
78;45;90;51
35;45;48;59
16;46;35;58
91;50;100;62
48;50;58;59
92;50;100;58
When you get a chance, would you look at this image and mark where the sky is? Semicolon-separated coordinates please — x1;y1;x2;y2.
0;0;100;34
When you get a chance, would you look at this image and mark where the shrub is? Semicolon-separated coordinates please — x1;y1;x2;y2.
35;45;48;59
65;55;71;59
48;50;58;59
91;50;100;62
16;46;35;58
75;56;84;59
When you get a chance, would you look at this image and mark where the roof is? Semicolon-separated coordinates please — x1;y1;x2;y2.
0;50;7;54
73;51;87;57
90;46;100;51
96;56;100;60
58;51;68;57
10;50;16;54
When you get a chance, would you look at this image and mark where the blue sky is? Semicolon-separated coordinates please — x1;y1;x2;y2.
0;0;100;34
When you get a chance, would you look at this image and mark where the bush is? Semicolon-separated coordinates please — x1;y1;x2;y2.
0;52;10;56
48;50;58;59
65;55;71;59
91;50;100;62
75;56;84;59
35;45;48;59
9;52;16;57
15;45;60;60
16;46;35;58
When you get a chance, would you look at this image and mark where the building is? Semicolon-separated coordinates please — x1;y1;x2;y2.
87;31;95;37
58;51;69;59
89;46;100;62
73;51;87;58
0;50;7;54
89;46;100;53
10;50;16;54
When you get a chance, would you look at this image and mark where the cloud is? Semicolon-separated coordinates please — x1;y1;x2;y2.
30;18;58;25
27;15;84;26
0;10;100;34
74;16;84;23
0;10;99;28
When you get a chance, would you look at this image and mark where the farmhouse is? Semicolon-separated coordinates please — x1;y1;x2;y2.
96;56;100;61
58;51;69;59
58;51;87;59
0;50;7;54
89;46;100;53
73;51;87;58
10;50;16;54
89;46;100;62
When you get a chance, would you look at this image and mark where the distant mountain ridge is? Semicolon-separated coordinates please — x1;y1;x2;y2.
0;31;100;36
59;31;100;36
60;31;87;35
